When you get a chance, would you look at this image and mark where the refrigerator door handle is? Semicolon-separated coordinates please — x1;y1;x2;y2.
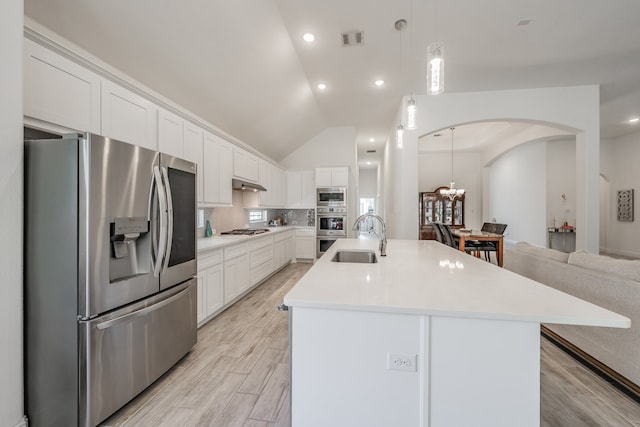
153;165;168;277
95;285;190;330
161;166;174;272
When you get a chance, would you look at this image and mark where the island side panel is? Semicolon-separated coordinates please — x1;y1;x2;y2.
429;316;540;427
291;307;425;427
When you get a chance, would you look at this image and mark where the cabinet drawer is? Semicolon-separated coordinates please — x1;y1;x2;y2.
296;228;315;237
251;245;273;268
250;235;273;251
224;243;248;260
198;249;222;269
274;230;294;242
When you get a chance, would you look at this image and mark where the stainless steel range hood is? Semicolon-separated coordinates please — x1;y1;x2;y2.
232;178;267;192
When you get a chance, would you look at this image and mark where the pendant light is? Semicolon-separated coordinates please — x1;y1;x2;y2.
407;97;417;130
427;0;444;95
440;127;464;199
396;124;404;149
395;19;408;148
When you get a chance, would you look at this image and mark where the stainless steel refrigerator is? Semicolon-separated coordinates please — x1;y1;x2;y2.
24;133;198;427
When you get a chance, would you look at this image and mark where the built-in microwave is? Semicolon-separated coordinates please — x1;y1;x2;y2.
317;187;346;207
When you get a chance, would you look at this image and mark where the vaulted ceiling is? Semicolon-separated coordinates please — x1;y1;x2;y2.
24;0;640;162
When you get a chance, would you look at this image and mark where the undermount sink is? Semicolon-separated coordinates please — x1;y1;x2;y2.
331;250;378;264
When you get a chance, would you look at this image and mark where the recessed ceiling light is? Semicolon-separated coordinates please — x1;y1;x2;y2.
374;80;385;86
317;83;327;90
367;161;371;165
303;33;315;42
629;117;639;123
369;138;375;142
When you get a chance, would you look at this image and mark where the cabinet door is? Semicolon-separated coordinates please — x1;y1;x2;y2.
205;263;224;315
183;123;204;202
196;270;206;324
296;237;316;259
259;160;272;206
286;171;302;207
158;108;184;158
224;254;250;303
315;168;332;187
101;80;157;150
24;39;101;133
203;132;220;204
331;167;349;186
301;171;316;207
271;166;285;207
233;147;259;182
219;141;233;204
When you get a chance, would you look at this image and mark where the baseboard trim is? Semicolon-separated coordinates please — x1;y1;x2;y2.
541;326;640;403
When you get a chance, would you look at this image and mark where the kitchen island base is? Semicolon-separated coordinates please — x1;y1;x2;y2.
291;307;540;427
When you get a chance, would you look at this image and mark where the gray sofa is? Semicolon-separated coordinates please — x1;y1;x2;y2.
504;242;640;388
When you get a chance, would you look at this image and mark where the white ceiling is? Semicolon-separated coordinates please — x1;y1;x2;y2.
24;0;640;163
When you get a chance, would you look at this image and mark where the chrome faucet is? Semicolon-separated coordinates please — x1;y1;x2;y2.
352;214;387;256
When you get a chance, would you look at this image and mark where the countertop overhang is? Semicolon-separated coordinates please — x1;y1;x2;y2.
283;238;630;328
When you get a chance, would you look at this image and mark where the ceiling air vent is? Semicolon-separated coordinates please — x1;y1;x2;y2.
341;31;364;47
366;149;377;153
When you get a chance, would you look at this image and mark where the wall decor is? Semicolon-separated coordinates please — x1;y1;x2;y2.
617;189;634;222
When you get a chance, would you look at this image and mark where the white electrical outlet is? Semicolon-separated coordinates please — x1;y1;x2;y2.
387;353;417;372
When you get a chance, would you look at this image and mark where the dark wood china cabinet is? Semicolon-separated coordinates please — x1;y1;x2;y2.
419;187;465;240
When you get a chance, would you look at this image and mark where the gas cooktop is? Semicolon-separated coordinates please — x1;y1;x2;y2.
219;228;270;236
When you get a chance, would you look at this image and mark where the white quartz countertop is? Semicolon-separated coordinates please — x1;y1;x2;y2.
198;226;299;253
283;239;630;328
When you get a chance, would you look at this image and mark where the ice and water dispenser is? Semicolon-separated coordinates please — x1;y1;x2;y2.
110;216;152;282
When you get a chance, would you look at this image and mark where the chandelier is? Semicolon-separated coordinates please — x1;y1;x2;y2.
440;127;464;200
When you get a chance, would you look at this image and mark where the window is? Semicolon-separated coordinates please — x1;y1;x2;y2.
249;210;267;223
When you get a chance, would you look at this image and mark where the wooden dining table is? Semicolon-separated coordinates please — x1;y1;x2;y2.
452;229;504;267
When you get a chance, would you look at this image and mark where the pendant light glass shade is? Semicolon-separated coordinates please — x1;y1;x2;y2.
396;124;404;149
427;41;444;95
406;98;417;130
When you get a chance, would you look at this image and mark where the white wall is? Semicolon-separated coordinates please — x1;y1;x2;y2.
600;130;640;258
393;86;600;251
359;169;377;198
280;126;358;235
1;2;26;426
547;139;577;229
488;141;547;246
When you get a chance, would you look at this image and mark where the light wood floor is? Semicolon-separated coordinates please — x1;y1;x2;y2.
102;262;640;427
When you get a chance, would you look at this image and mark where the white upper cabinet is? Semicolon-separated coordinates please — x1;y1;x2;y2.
287;170;315;208
101;79;157;150
202;132;233;206
158;108;184;158
272;166;286;207
183;122;204;202
233;147;259;182
24;38;101;133
259;160;273;206
315;167;348;187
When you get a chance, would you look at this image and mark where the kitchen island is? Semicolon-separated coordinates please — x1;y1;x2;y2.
283;238;630;427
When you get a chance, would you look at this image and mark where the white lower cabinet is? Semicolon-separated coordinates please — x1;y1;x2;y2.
197;249;224;325
224;243;250;304
274;230;294;269
250;235;274;286
295;228;316;260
